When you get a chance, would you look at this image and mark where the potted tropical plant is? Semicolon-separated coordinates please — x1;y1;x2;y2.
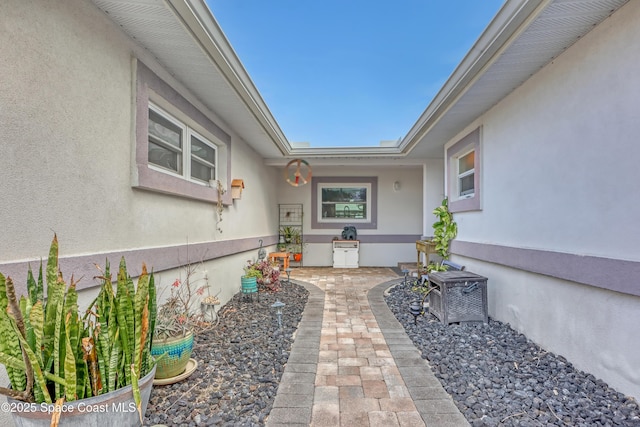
0;235;156;426
151;262;211;380
243;259;281;293
280;226;301;245
432;198;457;259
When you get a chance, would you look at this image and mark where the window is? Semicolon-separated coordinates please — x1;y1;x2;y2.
457;150;475;198
447;127;481;212
134;61;231;203
311;177;378;229
148;104;217;184
320;184;369;221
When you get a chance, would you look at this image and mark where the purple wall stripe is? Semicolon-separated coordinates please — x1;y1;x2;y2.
1;236;278;295
451;240;640;297
304;234;422;244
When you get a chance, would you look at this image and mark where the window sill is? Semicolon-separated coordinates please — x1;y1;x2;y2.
449;195;481;213
134;164;229;204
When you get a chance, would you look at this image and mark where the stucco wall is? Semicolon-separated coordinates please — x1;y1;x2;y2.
0;0;278;269
0;0;280;420
447;1;640;400
278;162;443;267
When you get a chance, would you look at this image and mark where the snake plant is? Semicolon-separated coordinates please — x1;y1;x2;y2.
0;235;156;423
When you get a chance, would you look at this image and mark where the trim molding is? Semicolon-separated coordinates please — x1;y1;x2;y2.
304;234;421;244
311;176;378;229
452;240;640;297
1;236;278;295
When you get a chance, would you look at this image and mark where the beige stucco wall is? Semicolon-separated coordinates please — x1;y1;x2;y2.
447;1;640;400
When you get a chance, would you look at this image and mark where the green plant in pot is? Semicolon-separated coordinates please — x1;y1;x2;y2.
0;235;156;426
280;226;299;244
151;262;210;380
432;198;457;259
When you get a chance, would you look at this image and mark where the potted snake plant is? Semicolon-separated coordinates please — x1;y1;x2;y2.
0;235;157;426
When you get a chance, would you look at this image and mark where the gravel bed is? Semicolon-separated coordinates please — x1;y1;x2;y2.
144;283;309;427
385;281;640;427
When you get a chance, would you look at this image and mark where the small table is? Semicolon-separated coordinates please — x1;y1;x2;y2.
416;240;436;270
268;252;290;270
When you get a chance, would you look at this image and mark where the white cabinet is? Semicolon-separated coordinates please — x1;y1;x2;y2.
333;240;359;268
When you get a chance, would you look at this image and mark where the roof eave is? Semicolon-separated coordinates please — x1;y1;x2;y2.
400;0;547;154
170;0;291;155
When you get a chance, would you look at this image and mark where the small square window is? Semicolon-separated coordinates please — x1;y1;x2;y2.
457;150;475;197
446;127;481;212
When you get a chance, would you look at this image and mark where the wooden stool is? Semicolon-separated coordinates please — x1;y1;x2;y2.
268;252;290;270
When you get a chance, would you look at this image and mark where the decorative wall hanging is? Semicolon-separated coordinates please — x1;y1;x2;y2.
284;159;312;187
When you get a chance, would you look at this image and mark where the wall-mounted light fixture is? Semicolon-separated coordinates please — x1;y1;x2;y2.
393;181;401;192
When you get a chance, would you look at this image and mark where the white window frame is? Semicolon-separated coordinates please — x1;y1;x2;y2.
148;103;217;186
446;127;481;213
317;182;371;224
456;149;475;199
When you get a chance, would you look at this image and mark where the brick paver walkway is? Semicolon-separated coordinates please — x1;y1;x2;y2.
266;267;469;427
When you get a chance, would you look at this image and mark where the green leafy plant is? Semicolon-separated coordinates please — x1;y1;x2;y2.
432;198;457;259
0;235;156;423
243;261;263;279
280;226;299;243
244;259;281;292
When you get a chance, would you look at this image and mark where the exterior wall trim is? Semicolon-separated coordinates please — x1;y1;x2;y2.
1;236;278;295
452;240;640;297
304;234;421;244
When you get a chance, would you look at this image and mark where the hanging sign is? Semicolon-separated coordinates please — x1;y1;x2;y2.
284;159;312;187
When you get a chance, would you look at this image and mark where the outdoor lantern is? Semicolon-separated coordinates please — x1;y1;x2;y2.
285;268;291;284
402;269;410;286
409;300;422;325
271;300;286;329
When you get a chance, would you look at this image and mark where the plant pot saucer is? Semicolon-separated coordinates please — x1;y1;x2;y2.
153;358;198;386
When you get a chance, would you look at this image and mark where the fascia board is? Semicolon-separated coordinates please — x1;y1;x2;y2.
168;0;292;154
400;0;548;153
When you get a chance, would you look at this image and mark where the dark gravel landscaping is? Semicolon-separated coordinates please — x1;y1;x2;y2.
144;276;640;427
144;283;308;427
385;281;640;427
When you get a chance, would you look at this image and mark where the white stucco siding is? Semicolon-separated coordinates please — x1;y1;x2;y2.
456;255;640;401
0;0;279;350
1;0;136;258
447;1;640;400
451;0;640;261
0;0;278;262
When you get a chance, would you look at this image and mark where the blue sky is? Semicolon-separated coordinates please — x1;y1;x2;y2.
206;1;505;147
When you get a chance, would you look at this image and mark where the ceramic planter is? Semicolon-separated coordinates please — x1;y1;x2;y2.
151;331;194;379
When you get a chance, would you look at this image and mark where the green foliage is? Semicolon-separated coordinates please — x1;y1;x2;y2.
279;226;300;243
432;198;458;259
243;261;263;279
0;235;156;422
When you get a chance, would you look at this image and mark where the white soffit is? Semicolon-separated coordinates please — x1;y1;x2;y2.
405;0;630;159
90;0;630;163
91;0;288;158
